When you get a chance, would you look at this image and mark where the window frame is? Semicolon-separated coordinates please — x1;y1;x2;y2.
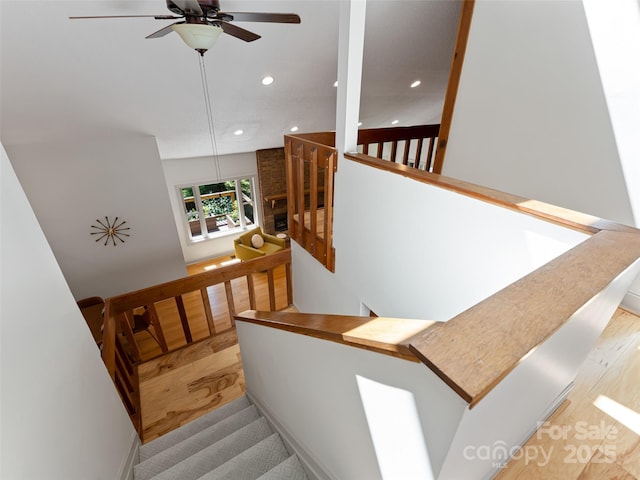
177;176;260;243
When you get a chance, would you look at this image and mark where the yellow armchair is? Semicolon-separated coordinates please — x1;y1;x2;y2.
234;226;286;261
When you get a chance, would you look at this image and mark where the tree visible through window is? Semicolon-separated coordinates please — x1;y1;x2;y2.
180;177;257;241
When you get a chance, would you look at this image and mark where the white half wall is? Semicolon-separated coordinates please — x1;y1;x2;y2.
161;152;260;264
1;143;138;480
442;0;634;227
6;134;186;300
296;158;588;321
237;321;467;480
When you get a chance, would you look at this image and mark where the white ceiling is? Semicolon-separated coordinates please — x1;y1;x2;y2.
0;0;461;160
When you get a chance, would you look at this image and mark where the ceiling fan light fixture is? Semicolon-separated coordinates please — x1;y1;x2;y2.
171;23;222;54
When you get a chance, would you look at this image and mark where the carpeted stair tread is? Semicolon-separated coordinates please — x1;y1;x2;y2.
139;395;250;462
256;455;309;480
134;405;261;480
146;417;273;480
195;433;290;480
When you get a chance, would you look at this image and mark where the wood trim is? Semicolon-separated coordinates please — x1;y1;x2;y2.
235;310;430;362
200;287;215;335
121;311;142;362
247;274;257;310
432;0;475;174
285;263;293;305
224;280;236;326
174;295;192;344
267;269;276;311
102;301;116;378
106;249;292;314
325;151;336;271
356;124;440;146
147;303;168;352
345;152;639;236
407;230;640;406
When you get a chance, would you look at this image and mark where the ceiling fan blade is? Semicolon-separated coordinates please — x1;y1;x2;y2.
69;15;181;20
221;12;301;24
219;21;261;42
171;0;203;16
146;22;184;39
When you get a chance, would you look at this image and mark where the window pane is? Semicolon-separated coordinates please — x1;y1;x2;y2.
181;187;201;237
200;182;236;234
179;177;258;241
240;179;252;201
244;203;255;225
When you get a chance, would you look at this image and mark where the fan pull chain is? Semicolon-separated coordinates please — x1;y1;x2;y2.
199;54;222;180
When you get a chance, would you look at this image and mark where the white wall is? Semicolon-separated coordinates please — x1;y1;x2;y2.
583;0;640;226
295;158;588;321
1;143;137;480
237;321;467;480
6;134;186;300
582;0;640;310
442;0;634;227
161;152;260;264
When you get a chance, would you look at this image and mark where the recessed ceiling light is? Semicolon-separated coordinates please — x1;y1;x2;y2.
233;129;244;136
290;126;299;132
410;80;421;88
358;122;362;126
262;76;274;86
333;81;338;87
391;120;399;125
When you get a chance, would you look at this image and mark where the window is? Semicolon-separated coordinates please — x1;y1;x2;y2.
180;177;258;241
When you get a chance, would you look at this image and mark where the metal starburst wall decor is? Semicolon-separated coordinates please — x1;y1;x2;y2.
90;216;130;246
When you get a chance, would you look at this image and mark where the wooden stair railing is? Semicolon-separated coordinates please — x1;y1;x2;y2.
285;134;337;272
284;124;441;273
101;249;293;433
357;124;440;171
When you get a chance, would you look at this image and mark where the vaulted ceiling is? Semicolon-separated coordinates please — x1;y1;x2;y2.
0;0;460;160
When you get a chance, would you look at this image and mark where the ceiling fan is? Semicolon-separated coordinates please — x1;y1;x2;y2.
70;0;301;54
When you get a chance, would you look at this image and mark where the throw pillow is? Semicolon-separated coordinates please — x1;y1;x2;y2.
251;234;264;249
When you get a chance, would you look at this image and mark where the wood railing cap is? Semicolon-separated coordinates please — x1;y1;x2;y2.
406;229;640;406
234;310;435;362
105;249;291;314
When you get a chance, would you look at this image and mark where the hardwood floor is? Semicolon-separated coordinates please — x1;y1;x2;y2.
137;254;290;443
138;329;244;443
496;308;640;480
136;257;640;479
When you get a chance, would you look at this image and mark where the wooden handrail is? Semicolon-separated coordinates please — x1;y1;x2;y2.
101;249;293;433
345;152;637;235
407;229;640;406
106;249;292;315
235;310;433;362
357;124;440;171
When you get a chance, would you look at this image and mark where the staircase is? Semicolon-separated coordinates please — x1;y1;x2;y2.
134;395;309;480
